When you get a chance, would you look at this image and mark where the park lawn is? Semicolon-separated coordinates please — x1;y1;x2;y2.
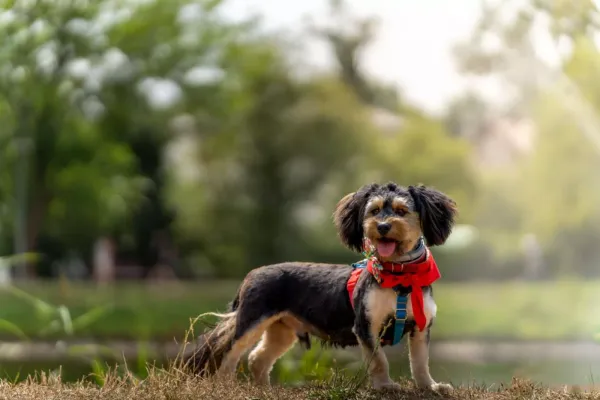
0;279;598;341
0;373;593;400
433;279;600;340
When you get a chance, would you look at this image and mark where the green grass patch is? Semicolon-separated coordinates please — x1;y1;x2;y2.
0;279;598;341
0;280;239;340
434;279;600;340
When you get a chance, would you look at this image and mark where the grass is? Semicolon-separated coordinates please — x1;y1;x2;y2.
0;280;238;340
0;279;598;396
0;372;598;400
0;278;599;340
434;279;600;340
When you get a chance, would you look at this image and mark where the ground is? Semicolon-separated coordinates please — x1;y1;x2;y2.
2;373;598;400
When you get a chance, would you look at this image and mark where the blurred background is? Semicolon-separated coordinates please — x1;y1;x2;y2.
0;0;599;389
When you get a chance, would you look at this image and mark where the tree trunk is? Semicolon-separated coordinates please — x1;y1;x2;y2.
23;189;49;279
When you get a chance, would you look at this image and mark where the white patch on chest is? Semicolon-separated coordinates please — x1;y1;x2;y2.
364;286;437;330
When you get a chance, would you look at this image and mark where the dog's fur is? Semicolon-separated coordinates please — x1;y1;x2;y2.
185;182;457;392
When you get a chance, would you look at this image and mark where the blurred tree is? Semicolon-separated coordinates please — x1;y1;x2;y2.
454;0;599;113
454;0;600;277
516;35;600;276
93;0;251;276
309;0;401;111
0;0;258;277
453;1;541;116
444;91;491;140
533;0;599;41
0;0;486;281
374;111;477;222
0;0;145;277
168;4;478;277
167;43;375;276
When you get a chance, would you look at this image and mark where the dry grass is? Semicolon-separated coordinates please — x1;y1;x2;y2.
0;371;599;400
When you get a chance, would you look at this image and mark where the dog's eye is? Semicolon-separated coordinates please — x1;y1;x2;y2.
371;207;380;215
396;209;407;216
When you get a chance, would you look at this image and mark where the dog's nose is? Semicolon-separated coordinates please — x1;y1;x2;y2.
377;223;391;235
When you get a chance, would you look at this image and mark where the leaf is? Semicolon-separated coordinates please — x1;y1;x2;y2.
0;252;40;267
57;305;73;336
38;319;61;337
0;318;29;340
136;341;150;378
71;304;114;332
90;359;108;387
4;286;55;318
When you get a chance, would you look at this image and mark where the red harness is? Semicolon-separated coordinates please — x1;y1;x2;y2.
347;247;441;332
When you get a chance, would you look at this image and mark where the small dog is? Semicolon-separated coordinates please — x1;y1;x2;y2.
186;182;457;392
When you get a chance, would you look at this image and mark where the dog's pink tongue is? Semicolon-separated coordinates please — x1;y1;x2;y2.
376;241;396;258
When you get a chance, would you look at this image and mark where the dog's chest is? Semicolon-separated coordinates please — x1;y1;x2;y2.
364;286;437;328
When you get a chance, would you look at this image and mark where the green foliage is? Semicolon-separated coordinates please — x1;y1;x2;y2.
0;279;156;383
0;0;481;279
373;113;476;220
275;342;337;384
450;0;600;277
2;279;599;342
0;0;149;252
2;285;114;338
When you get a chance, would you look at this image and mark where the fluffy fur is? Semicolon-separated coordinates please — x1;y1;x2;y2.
185;182;457;392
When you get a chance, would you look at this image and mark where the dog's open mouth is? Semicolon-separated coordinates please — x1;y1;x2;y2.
375;238;398;258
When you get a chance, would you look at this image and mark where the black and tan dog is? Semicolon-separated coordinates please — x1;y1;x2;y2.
186;182;457;392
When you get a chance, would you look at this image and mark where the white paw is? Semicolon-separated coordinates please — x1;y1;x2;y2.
430;382;453;394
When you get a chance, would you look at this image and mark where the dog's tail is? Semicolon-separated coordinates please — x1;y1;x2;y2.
182;310;237;376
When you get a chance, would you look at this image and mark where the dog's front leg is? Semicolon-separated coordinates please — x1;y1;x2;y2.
409;320;453;393
353;290;400;391
353;319;399;390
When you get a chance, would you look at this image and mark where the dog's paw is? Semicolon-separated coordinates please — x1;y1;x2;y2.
430;382;453;394
373;381;403;391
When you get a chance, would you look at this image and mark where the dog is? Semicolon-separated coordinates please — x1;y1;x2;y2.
185;182;457;392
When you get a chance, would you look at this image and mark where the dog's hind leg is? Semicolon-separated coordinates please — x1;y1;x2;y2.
248;321;297;386
217;314;282;379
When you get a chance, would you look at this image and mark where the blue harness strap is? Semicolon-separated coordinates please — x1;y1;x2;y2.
393;293;408;345
350;259;407;346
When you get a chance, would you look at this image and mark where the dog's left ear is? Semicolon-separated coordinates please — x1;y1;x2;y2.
333;184;377;252
408;185;458;246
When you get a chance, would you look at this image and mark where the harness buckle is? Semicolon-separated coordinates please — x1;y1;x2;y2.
395;296;408;320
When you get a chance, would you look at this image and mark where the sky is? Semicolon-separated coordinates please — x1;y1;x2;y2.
221;0;484;115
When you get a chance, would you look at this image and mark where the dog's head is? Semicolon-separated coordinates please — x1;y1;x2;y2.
333;182;457;261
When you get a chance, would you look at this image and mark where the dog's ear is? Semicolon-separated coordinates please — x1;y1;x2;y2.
333;184;377;252
408;185;458;246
